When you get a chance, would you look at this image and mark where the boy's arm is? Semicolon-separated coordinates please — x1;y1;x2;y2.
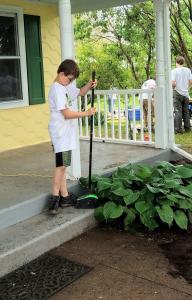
79;80;97;96
61;107;95;119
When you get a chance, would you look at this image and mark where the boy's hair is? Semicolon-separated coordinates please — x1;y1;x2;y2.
57;59;80;78
176;56;185;65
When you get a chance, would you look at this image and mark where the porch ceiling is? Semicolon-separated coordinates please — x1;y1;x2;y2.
72;0;146;13
30;0;146;13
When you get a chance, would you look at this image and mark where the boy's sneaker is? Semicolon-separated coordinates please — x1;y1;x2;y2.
48;195;60;215
59;193;77;208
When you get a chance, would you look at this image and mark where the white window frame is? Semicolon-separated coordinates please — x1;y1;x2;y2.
0;6;29;109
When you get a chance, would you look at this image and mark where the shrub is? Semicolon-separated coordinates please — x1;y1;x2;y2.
80;161;192;231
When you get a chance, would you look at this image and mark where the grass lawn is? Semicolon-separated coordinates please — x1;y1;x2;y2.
81;118;154;141
175;132;192;155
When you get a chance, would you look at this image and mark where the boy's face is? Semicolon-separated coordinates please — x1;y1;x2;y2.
60;72;75;86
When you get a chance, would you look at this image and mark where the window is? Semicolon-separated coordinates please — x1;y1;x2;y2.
0;7;45;109
0;15;22;102
0;7;28;109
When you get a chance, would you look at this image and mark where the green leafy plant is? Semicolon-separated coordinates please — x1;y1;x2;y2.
80;161;192;231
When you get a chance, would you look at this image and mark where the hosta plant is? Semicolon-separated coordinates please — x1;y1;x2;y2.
80;161;192;231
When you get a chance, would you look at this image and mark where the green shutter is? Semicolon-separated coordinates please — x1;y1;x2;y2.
24;15;45;105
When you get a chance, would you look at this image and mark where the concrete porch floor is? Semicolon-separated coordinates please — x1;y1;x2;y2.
0;141;165;210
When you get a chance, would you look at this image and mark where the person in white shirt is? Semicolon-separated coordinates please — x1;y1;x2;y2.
171;56;192;133
108;87;117;114
140;79;156;131
48;59;97;215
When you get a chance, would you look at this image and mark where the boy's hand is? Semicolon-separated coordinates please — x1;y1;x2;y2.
89;79;97;89
86;107;96;116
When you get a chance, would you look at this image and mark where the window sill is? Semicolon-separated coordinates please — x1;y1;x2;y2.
0;100;29;110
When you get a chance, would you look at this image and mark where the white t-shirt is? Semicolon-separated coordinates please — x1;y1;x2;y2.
48;82;80;153
171;67;192;97
141;79;156;100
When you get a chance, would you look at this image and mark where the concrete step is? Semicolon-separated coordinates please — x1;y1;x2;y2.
0;207;96;278
0;181;88;230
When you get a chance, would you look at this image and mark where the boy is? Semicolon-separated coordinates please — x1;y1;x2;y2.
48;59;96;215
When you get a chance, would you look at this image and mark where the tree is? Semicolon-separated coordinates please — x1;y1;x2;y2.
170;0;192;68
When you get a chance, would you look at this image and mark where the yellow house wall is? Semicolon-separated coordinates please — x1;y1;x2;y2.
0;0;61;151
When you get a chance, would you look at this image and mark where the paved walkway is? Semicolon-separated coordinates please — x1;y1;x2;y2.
0;141;164;209
50;227;192;300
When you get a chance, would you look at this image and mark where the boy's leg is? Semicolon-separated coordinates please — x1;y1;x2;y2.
59;168;77;207
49;150;75;213
57;150;77;207
52;166;65;196
60;167;68;197
49;166;65;215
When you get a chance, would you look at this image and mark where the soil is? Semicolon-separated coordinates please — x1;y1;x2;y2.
144;227;192;284
170;159;192;165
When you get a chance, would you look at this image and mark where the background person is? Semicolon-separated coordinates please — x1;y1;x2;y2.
108;87;117;114
171;56;192;133
140;79;156;131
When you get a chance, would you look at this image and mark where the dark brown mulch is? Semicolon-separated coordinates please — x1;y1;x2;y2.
170;159;192;165
159;233;192;284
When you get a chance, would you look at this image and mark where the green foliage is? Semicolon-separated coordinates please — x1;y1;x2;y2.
74;1;192;88
75;3;156;88
82;161;192;231
103;201;124;219
174;210;188;230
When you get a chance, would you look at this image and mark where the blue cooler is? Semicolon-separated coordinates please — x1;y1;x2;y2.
128;107;140;121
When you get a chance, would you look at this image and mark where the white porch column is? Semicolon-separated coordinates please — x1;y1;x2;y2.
154;0;172;149
58;0;74;59
58;0;81;179
163;0;175;147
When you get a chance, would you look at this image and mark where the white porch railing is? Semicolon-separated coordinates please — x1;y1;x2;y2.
78;89;155;145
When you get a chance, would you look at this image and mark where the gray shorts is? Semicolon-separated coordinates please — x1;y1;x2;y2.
55;150;72;167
